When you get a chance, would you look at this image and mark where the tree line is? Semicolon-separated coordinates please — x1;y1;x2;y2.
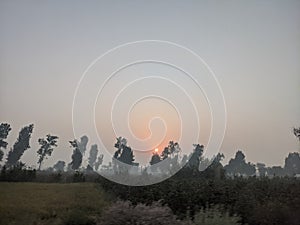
0;122;299;178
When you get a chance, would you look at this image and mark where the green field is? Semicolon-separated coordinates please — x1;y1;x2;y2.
0;182;109;225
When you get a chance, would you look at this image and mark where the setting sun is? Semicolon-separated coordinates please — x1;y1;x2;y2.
154;148;159;153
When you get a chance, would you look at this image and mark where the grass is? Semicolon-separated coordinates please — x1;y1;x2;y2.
0;182;109;225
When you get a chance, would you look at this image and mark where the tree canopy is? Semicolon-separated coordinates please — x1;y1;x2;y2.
6;124;34;167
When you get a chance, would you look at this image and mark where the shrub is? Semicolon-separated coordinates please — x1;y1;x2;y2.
193;205;242;225
62;209;96;225
73;171;85;182
99;201;185;225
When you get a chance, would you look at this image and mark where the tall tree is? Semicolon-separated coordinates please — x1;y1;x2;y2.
113;137;135;173
37;134;58;170
118;145;135;165
161;141;180;160
187;144;204;170
78;135;88;155
95;154;104;171
88;144;98;168
0;149;3;162
69;139;82;170
0;123;12;161
150;151;161;172
158;141;181;174
113;137;135;165
6;124;34;167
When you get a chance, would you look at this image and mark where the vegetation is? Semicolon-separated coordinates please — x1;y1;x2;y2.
1;176;299;225
99;201;183;225
193;205;242;225
98;174;300;225
68;139;83;170
6;124;33;167
0;182;109;225
0;123;299;224
37;134;59;170
0;123;11;162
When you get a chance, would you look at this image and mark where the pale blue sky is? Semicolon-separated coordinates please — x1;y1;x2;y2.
0;0;299;167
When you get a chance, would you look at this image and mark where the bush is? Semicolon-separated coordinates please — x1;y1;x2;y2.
62;209;96;225
73;171;85;182
193;205;242;225
99;201;185;225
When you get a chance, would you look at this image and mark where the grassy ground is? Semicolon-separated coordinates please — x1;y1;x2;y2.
0;182;109;225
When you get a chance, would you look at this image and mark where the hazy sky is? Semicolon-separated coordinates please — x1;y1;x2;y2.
1;0;299;168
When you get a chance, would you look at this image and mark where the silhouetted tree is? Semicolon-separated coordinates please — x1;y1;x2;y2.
158;141;181;174
0;123;11;161
149;152;161;172
118;145;135;165
78;135;88;155
37;134;58;170
6;124;34;167
0;150;3;162
187;144;204;170
114;137;127;150
161;147;169;160
95;154;104;171
113;137;135;173
69;139;82;170
113;137;135;165
224;150;255;176
284;152;300;176
53;160;65;172
293;127;300;141
88;144;98;168
150;152;161;165
161;141;180;160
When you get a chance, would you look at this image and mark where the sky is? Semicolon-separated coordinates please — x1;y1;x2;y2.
0;0;300;168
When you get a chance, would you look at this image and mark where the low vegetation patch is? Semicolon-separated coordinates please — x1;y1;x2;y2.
0;182;108;225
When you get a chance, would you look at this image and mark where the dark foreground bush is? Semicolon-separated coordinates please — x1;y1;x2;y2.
99;201;243;225
62;209;96;225
98;175;300;225
193;205;242;225
99;201;185;225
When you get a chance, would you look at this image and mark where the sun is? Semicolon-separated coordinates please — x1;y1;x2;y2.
154;148;159;153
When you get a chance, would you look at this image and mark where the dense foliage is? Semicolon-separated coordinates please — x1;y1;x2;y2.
97;169;300;225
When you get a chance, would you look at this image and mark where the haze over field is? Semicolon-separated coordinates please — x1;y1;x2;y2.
0;1;300;168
